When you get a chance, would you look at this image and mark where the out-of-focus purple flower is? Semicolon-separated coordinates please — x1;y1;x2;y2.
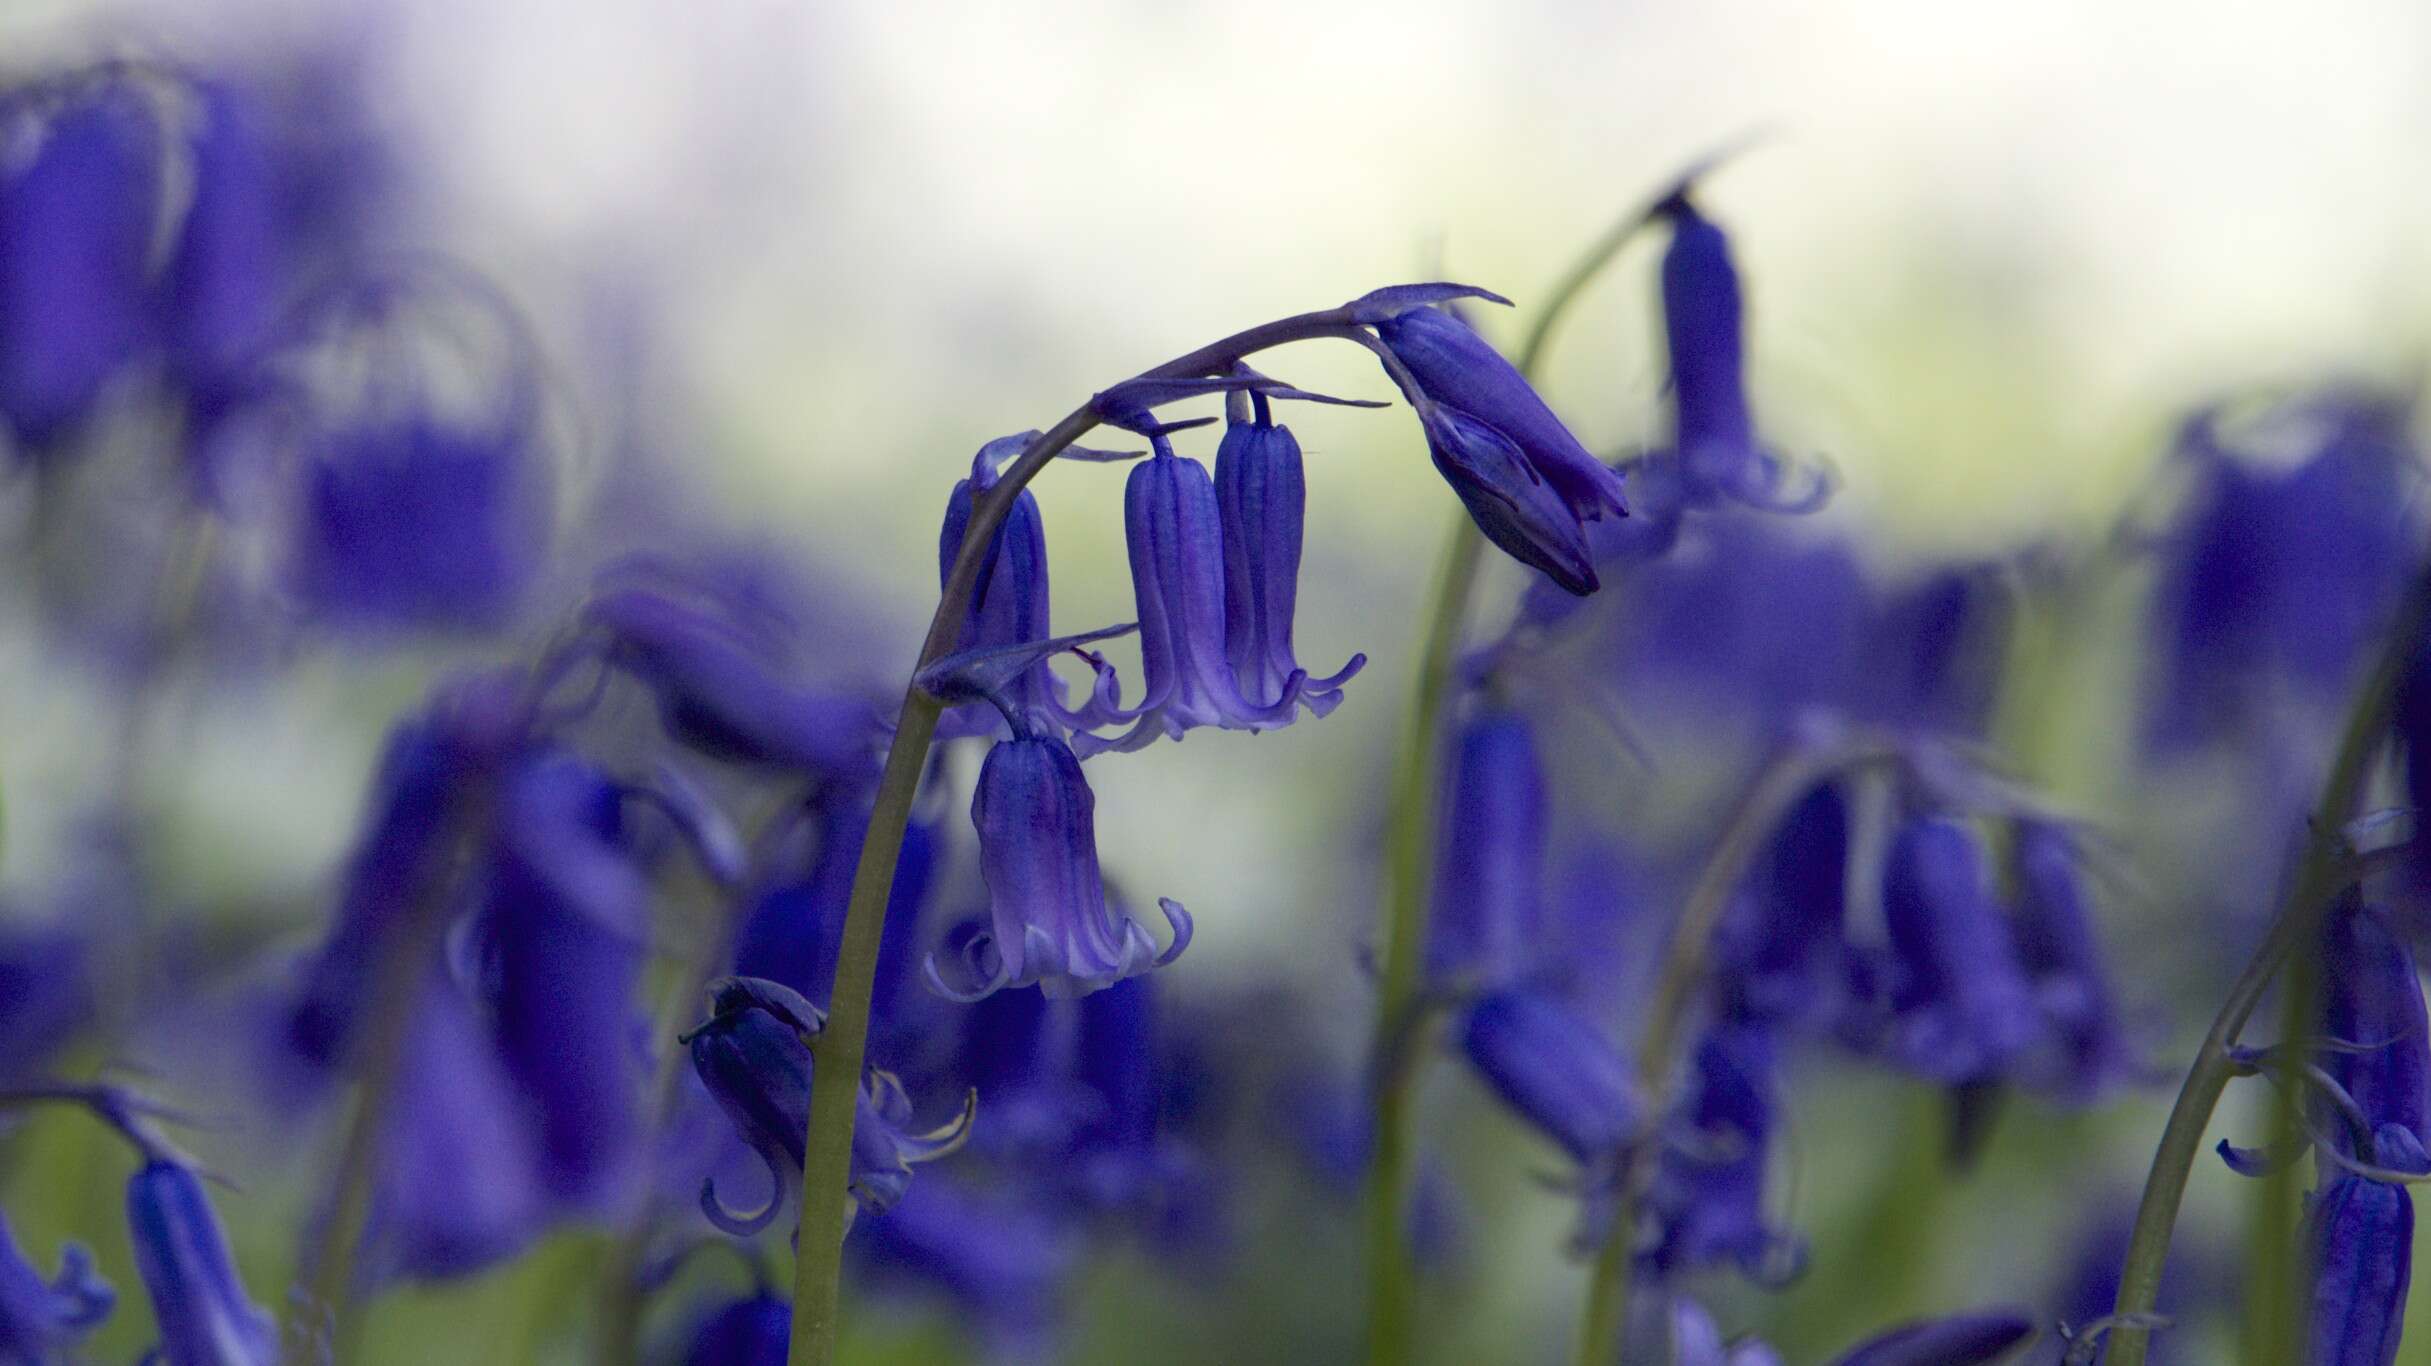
1426;706;1548;991
1639;1294;1784;1366
479;751;648;1207
1271;1069;1467;1273
290;415;553;632
125;1159;277;1366
0;1211;112;1360
590;586;880;778
1076;445;1316;755
2305;1154;2417;1366
1861;566;2013;737
1420;404;1600;597
1459;988;1638;1167
367;976;547;1282
734;789;939;1038
2145;393;2420;752
1374;304;1628;531
1644;1022;1799;1284
677;1291;789;1365
1214;402;1364;714
2317;897;2431;1161
1066;975;1213;1235
1826;1307;2036;1365
928;735;1190;1000
2007;821;2139;1102
1863;819;2041;1086
0;919;92;1084
0;73;163;454
850;1176;1079;1365
1713;781;1850;1031
685;977;971;1237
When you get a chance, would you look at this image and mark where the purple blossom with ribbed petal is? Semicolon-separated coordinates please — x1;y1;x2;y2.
0;74;162;454
1214;405;1364;714
1421;404;1600;597
1714;781;1850;1031
291;415;552;632
1426;706;1548;991
2318;899;2430;1164
1867;818;2042;1085
1459;988;1639;1166
1374;305;1628;527
0;1211;111;1360
589;585;880;778
1827;1307;2036;1365
2007;821;2140;1102
1074;448;1312;755
685;977;971;1237
2306;1146;2419;1366
125;1160;276;1366
930;735;1190;999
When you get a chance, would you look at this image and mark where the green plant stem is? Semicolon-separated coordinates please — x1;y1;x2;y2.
2099;572;2431;1366
1359;512;1486;1366
783;305;1423;1366
1573;743;1857;1366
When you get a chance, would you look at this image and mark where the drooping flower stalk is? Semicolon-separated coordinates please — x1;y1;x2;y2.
2099;567;2431;1366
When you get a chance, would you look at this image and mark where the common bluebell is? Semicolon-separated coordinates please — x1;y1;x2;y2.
1713;780;1851;1031
1420;403;1601;597
1459;988;1639;1169
1215;398;1365;714
1864;818;2042;1086
927;734;1189;999
1644;1022;1800;1284
2006;821;2139;1102
1426;705;1548;991
0;1211;112;1361
125;1160;277;1366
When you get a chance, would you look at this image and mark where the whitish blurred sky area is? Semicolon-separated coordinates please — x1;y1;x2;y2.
3;0;2428;943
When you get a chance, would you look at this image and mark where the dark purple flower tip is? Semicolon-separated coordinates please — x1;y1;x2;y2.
1376;304;1628;525
0;1211;113;1357
1075;449;1318;756
1422;405;1600;596
1659;197;1755;464
0;73;164;453
587;586;880;776
2306;1172;2413;1366
124;1160;277;1366
1343;282;1513;324
680;1291;790;1365
929;735;1189;999
1460;988;1639;1166
1872;818;2042;1085
291;415;554;632
1215;413;1364;714
686;976;961;1236
1425;706;1548;991
1826;1307;2036;1365
2007;821;2140;1101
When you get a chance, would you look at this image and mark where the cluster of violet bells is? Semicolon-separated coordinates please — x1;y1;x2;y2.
4;40;2431;1366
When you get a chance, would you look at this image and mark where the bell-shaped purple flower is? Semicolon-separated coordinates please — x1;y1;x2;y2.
2306;1147;2419;1366
930;735;1191;999
1869;818;2041;1085
0;74;163;453
0;1211;112;1360
685;977;972;1237
1075;448;1313;756
1214;405;1364;714
1374;305;1628;528
679;1292;790;1365
1826;1307;2035;1365
1426;706;1548;991
125;1160;277;1366
1714;781;1850;1030
590;585;880;777
1645;1022;1800;1284
1459;988;1639;1166
2318;898;2431;1164
479;751;648;1207
1420;404;1600;597
2007;821;2139;1102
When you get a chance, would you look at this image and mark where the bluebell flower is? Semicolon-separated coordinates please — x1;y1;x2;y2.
1426;705;1548;991
1373;304;1629;531
2006;821;2140;1102
1420;403;1601;597
1826;1307;2036;1365
1459;988;1639;1170
1067;975;1208;1226
1644;1022;1800;1284
2305;1153;2417;1366
590;585;880;778
0;72;163;454
678;1291;790;1365
1862;818;2041;1086
125;1159;277;1366
1713;780;1850;1031
478;751;648;1207
943;967;1086;1157
1860;565;2014;737
685;977;971;1236
1214;400;1365;714
927;735;1190;999
0;1211;112;1361
733;787;940;1039
0;917;91;1085
2144;392;2419;752
1074;443;1318;755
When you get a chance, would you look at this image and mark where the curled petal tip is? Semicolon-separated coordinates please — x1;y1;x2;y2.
699;1173;782;1238
1155;897;1194;967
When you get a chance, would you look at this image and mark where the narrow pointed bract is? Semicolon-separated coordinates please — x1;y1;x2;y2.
933;735;1190;998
